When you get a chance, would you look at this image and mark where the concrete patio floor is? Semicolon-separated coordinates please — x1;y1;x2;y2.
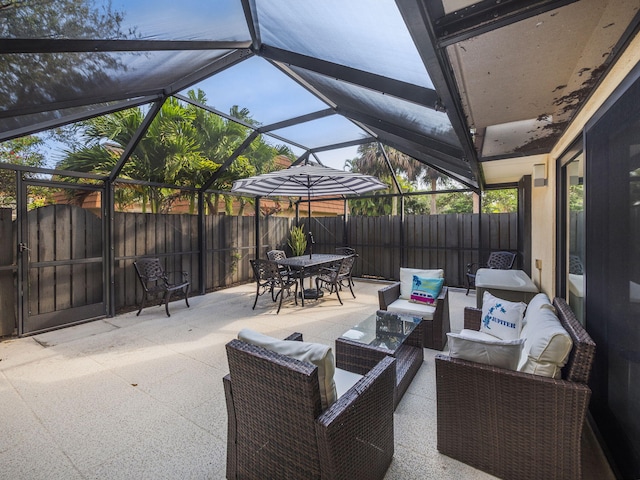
0;280;612;479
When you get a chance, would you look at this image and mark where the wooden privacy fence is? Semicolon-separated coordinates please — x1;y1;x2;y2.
111;211;519;310
4;209;518;316
311;213;518;287
113;213;293;311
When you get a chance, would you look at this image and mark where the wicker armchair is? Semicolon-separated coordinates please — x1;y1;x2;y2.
435;297;595;480
378;283;450;350
223;333;396;480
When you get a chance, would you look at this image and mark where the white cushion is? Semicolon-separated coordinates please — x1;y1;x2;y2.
387;298;436;320
517;307;573;379
334;368;363;399
568;274;584;297
480;291;526;341
523;293;555;327
447;330;524;370
399;268;444;300
238;329;337;409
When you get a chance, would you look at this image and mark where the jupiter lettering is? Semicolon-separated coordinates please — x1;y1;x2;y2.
486;315;515;329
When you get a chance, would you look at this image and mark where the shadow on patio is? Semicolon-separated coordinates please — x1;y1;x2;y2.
0;281;610;479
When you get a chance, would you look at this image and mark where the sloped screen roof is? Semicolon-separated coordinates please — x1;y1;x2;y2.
2;0;637;189
0;0;477;188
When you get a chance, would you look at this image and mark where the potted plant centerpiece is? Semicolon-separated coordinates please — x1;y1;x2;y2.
288;224;307;257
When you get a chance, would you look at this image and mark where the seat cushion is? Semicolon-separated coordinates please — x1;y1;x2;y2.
447;330;524;370
334;368;363;398
387;298;436;320
399;268;444;300
238;329;337;409
517;307;573;378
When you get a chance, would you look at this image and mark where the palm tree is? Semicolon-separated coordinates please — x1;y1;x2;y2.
55;90;288;214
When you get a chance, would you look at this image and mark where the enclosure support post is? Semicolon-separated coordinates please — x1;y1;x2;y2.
198;191;206;295
478;192;483;263
400;194;406;267
255;197;261;260
16;172;25;335
104;179;115;317
343;199;349;247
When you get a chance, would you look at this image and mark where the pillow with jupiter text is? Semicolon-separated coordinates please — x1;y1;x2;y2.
409;275;444;305
480;291;526;341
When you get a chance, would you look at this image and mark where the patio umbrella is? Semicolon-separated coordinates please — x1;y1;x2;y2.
231;163;387;257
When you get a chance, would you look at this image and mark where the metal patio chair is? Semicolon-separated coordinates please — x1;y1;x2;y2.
466;251;516;295
250;258;298;313
315;255;357;304
133;257;190;317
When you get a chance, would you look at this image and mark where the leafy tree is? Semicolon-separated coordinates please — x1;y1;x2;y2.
569;184;584;212
482;189;517;213
0;1;134;110
437;191;473;214
0;136;46;208
54;91;286;213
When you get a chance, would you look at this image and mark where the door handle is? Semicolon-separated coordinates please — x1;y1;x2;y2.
18;242;30;253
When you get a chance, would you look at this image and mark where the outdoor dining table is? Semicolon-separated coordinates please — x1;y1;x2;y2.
276;253;347;306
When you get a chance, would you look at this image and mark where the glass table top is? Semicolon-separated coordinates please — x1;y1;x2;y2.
339;310;421;352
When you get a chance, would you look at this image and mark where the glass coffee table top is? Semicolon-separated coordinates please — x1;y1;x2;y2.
339;310;422;351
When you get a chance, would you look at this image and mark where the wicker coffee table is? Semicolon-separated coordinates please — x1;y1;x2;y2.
335;310;424;408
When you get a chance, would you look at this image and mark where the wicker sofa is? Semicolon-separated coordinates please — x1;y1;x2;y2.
223;332;396;480
378;268;450;350
435;297;595;480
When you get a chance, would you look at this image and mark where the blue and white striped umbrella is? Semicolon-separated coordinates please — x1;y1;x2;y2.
231;163;387;198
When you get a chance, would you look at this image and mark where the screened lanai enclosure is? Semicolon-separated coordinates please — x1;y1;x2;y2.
2;1;640;476
3;0;636;333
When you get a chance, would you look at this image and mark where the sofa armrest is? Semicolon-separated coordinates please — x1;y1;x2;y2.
316;355;396;480
378;282;401;310
435;354;591;480
463;306;482;331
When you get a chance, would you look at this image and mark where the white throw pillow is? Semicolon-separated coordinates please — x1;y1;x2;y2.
238;329;337;409
399;267;444;300
517;307;573;379
522;292;555;327
447;330;524;370
480;291;526;341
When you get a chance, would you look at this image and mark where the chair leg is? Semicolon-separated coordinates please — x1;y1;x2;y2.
276;287;285;314
252;283;260;310
184;285;190;308
164;291;172;317
347;280;355;299
335;285;343;305
137;292;147;316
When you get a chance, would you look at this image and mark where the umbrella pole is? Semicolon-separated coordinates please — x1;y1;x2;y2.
308;191;312;259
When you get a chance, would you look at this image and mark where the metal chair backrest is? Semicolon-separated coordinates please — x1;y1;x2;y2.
336;247;356;256
569;254;584;275
338;255;356;276
266;250;287;262
251;258;284;283
134;257;168;287
486;251;516;270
